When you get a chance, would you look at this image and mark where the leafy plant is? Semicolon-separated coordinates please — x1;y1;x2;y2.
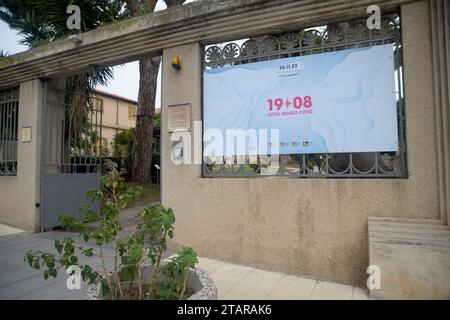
111;125;160;182
159;247;198;300
112;128;135;174
24;168;198;300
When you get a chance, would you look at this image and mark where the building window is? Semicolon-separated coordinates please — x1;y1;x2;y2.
93;98;103;112
0;88;19;176
202;13;406;178
128;105;137;119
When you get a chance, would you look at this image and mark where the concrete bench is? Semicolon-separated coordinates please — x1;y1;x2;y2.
368;216;450;299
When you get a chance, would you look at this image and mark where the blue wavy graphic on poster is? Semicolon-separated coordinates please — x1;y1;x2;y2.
203;44;398;156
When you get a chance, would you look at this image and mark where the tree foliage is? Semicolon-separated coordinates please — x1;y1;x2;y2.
0;0;127;48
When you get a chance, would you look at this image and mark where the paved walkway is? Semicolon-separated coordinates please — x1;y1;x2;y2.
0;224;24;236
0;227;117;299
0;224;369;300
197;257;369;300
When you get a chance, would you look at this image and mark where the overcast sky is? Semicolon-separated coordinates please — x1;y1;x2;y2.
0;0;196;106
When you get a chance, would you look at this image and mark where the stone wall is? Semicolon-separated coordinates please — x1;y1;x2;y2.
161;1;441;285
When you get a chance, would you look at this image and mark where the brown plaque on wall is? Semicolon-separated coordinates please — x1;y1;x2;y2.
167;104;191;132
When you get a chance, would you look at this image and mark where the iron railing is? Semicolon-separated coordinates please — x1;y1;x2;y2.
0;88;19;176
43;88;103;174
202;14;407;178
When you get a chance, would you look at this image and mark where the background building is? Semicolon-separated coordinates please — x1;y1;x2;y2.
92;90;160;155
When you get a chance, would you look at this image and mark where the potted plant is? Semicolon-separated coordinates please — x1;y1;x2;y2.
24;169;217;300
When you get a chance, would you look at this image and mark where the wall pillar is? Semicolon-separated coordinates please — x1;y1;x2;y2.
161;43;203;206
0;79;44;232
430;0;450;225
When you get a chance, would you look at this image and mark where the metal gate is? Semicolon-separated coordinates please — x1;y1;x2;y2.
40;85;103;231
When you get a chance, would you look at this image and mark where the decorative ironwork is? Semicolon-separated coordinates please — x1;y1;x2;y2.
203;14;407;178
0;88;19;176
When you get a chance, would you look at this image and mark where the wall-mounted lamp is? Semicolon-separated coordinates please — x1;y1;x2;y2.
68;33;83;44
172;56;181;70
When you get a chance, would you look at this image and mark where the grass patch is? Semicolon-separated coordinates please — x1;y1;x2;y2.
124;182;160;207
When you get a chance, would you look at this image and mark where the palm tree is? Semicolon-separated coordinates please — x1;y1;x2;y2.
0;0;127;170
0;0;52;47
0;0;128;94
1;0;186;182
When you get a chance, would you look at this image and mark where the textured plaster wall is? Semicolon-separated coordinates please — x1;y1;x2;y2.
0;79;43;232
163;1;439;285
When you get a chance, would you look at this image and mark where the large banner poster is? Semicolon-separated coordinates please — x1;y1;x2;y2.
203;44;399;156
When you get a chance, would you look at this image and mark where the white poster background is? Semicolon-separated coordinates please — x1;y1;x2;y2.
203;44;399;156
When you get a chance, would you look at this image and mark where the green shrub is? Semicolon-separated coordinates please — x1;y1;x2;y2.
112;129;135;175
24;169;197;300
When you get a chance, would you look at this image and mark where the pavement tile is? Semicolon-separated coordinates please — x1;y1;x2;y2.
0;225;365;300
4;277;54;296
267;275;317;300
209;263;253;299
197;257;226;275
352;287;370;300
223;269;283;300
0;262;15;274
0;284;26;300
0;269;40;288
19;289;68;300
0;225;24;236
0;236;39;251
310;280;354;300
